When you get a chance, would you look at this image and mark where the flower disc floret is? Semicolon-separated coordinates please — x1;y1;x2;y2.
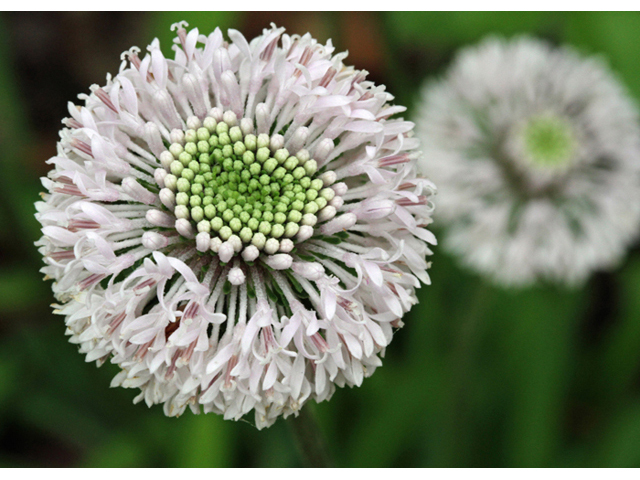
159;114;336;259
520;114;576;169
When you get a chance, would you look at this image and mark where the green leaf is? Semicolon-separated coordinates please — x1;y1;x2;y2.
172;412;233;467
0;268;47;313
496;286;583;467
386;12;550;48
564;12;640;101
593;403;640;467
83;434;145;468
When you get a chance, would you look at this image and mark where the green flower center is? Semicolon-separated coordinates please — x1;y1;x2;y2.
521;114;576;169
160;114;335;254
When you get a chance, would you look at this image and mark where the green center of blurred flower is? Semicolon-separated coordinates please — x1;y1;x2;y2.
161;117;333;245
521;114;576;169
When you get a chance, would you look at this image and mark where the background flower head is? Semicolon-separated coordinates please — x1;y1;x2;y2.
35;22;435;428
416;36;640;287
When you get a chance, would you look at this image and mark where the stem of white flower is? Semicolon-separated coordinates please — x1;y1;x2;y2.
442;280;492;465
288;406;334;467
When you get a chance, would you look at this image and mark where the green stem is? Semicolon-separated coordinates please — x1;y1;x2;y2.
440;280;491;466
288;406;334;467
454;280;491;369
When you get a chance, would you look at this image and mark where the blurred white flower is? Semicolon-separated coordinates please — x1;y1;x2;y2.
416;36;640;287
35;22;435;428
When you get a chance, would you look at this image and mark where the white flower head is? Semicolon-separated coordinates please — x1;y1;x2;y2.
416;36;640;287
35;23;435;428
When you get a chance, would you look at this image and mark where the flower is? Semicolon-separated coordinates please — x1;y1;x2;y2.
35;22;436;428
416;36;640;287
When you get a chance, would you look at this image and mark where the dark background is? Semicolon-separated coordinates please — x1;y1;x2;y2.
1;11;640;467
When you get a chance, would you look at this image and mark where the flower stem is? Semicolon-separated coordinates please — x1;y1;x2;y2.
287;406;334;467
441;279;491;466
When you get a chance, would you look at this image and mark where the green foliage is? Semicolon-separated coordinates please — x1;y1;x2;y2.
565;12;640;100
152;12;240;55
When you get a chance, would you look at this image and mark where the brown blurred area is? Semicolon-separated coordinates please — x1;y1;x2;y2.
244;12;389;81
4;12;149;177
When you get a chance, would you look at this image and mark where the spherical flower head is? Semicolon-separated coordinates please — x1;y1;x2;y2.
416;36;640;287
35;22;436;428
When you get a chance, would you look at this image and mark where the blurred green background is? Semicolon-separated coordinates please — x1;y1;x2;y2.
1;11;640;467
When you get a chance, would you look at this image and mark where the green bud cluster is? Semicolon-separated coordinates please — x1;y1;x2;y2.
160;115;333;248
521;113;576;169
